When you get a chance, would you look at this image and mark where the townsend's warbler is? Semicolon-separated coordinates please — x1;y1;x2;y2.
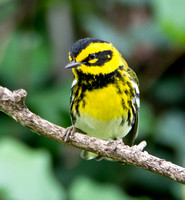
65;38;140;160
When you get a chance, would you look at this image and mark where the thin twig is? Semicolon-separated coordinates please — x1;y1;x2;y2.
0;85;185;184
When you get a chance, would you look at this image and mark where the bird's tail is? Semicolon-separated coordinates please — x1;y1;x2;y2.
81;150;102;160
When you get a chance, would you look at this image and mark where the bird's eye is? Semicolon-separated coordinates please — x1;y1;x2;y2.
89;54;96;60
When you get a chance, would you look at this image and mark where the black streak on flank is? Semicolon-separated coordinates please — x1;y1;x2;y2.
127;110;131;126
70;38;108;59
70;110;76;124
125;89;129;95
127;81;135;97
120;116;125;126
121;99;127;110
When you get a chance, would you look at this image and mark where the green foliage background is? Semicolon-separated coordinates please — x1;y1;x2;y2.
0;0;185;199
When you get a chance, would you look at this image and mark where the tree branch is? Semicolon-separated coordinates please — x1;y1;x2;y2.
0;85;185;184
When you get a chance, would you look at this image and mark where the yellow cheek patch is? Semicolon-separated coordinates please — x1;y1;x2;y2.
88;58;98;64
79;55;122;75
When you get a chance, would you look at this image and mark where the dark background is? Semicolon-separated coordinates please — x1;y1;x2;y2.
0;0;185;199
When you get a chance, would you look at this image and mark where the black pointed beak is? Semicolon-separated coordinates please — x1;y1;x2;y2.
65;60;82;69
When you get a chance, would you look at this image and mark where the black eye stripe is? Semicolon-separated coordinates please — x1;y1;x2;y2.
98;50;112;60
82;50;113;66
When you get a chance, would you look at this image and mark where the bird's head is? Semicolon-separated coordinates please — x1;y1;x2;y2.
65;38;128;75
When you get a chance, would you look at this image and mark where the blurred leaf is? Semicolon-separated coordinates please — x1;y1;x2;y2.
80;14;169;58
151;77;185;104
139;100;156;136
0;113;25;138
0;0;18;21
79;14;134;56
1;31;52;88
0;0;6;3
155;110;185;154
153;0;185;45
123;0;152;6
127;165;181;199
30;80;71;126
129;20;171;49
0;137;65;200
69;176;135;200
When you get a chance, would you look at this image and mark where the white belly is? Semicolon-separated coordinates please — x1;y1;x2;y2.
75;112;131;140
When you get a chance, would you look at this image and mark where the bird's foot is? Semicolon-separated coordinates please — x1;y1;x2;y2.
63;125;76;143
107;139;123;152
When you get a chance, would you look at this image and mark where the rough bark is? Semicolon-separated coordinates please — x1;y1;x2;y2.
0;86;185;184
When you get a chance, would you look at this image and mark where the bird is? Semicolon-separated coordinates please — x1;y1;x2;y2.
65;38;140;160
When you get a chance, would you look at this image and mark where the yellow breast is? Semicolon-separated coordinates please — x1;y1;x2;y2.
78;84;128;121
